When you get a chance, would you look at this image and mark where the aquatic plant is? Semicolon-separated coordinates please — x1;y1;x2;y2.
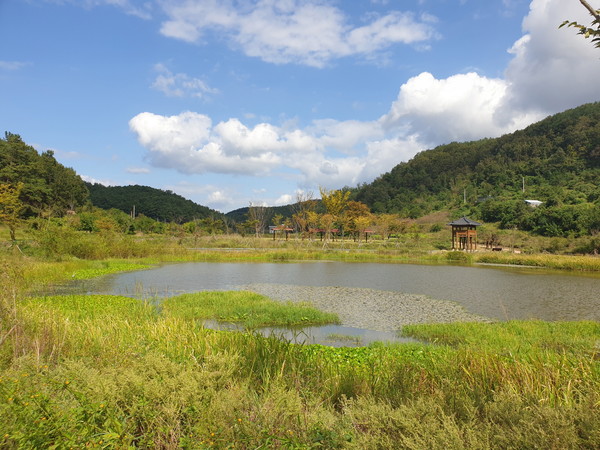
163;290;340;328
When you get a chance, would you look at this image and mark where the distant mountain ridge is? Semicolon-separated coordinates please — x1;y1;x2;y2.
86;183;222;223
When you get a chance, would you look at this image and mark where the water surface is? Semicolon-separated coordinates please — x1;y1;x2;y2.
65;261;600;322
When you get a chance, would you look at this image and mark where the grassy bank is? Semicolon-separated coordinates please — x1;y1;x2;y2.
5;226;600;272
473;252;600;272
1;284;599;447
1;231;599;447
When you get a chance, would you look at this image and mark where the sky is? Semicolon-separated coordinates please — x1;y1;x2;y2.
1;0;600;213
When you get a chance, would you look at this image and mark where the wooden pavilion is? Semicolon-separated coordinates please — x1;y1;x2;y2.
272;226;294;240
448;217;482;251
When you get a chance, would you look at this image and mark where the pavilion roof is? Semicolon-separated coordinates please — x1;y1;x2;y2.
447;216;482;227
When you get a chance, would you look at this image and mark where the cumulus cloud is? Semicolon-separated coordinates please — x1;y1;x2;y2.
310;119;384;154
208;190;229;205
379;0;600;147
380;72;535;146
158;0;438;67
129;110;381;187
152;64;218;99
499;0;600;117
130;111;287;176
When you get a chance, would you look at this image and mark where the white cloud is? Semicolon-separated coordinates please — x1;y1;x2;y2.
380;72;536;146
274;194;293;205
129;110;379;187
208;190;229;204
81;175;117;186
129;111;283;176
359;136;423;181
158;0;439;67
152;64;218;99
379;0;600;147
499;0;600;117
310;119;384;154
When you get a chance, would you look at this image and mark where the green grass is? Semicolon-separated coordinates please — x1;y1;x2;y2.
474;252;600;272
69;260;153;280
162;290;340;328
7;224;600;272
402;320;600;355
1;233;600;448
1;290;598;448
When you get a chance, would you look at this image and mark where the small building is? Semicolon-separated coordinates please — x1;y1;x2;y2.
447;217;482;251
271;225;294;240
525;199;543;208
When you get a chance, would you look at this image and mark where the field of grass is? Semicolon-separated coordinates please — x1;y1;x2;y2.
0;290;600;449
4;222;600;272
0;229;599;447
1;286;599;447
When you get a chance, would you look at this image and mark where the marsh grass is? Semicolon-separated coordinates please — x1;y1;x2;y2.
402;320;600;354
474;252;600;272
68;260;153;280
1;236;600;447
163;290;340;328
1;290;599;448
10;225;600;271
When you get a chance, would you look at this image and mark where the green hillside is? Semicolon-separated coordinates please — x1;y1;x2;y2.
86;183;222;223
0;132;89;216
353;102;600;237
225;204;301;224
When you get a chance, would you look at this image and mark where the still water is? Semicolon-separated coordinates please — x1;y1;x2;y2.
62;261;600;345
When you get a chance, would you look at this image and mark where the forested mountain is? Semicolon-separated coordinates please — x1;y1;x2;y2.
87;183;222;223
0;132;88;216
226;204;297;224
352;102;600;236
225;200;331;225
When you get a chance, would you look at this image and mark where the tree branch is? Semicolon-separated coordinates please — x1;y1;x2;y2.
579;0;600;22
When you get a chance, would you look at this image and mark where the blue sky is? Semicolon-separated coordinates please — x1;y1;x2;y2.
1;0;600;213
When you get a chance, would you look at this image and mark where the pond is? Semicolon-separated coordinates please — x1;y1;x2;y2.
59;261;600;346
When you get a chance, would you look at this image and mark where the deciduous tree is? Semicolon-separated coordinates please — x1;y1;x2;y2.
0;182;24;242
248;202;268;238
319;187;350;221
